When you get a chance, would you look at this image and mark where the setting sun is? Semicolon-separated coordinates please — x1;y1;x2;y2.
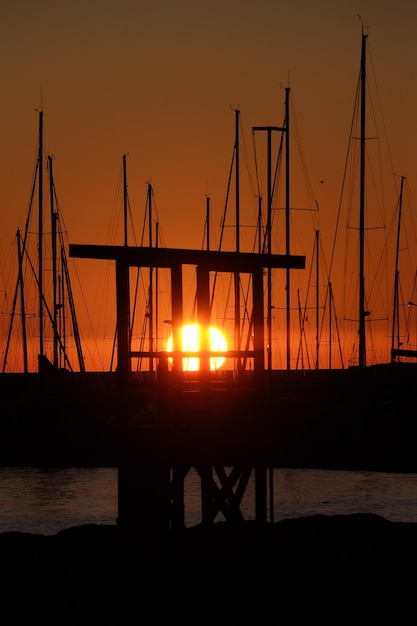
166;324;227;371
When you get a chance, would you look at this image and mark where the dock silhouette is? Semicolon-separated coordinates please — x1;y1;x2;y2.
68;241;305;532
1;243;416;534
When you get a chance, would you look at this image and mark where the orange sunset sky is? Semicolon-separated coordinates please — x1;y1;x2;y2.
1;0;417;372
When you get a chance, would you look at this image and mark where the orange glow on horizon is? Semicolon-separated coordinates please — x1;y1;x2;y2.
166;324;227;371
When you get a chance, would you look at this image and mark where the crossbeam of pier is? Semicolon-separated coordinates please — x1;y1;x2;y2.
69;244;305;273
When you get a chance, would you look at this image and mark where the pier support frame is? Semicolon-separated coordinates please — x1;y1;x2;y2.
69;243;305;533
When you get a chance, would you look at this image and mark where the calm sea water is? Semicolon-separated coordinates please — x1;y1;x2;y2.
1;467;417;535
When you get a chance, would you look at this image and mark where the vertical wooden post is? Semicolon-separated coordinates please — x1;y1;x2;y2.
170;263;183;418
252;267;265;377
115;258;130;381
196;264;211;384
171;264;183;370
200;465;214;524
116;258;171;535
252;266;267;522
116;257;133;532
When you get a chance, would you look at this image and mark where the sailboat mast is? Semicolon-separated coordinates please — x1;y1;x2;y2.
328;281;333;369
391;175;405;359
285;87;291;371
358;34;367;367
123;154;128;247
315;229;319;369
206;195;210;251
17;230;28;373
235;108;240;253
234;108;241;372
38;110;44;366
266;128;273;370
49;155;59;367
155;220;159;354
148;182;154;372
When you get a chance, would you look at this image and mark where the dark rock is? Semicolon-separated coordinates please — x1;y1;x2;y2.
0;515;416;623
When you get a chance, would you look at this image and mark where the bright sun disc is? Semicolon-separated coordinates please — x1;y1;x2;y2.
166;324;227;371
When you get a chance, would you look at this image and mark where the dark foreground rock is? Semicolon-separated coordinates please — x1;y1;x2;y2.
1;514;417;624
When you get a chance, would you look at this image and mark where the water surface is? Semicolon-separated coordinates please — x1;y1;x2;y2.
1;467;417;535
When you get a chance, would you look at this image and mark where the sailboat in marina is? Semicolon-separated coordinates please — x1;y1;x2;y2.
208;28;417;413
1;33;414;382
149;29;415;379
1;110;84;374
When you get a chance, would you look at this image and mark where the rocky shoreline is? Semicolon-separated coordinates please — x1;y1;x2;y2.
1;514;416;623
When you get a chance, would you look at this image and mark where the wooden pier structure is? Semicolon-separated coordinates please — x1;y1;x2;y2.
69;243;306;532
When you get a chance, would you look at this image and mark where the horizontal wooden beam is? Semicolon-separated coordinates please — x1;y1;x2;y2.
69;244;305;272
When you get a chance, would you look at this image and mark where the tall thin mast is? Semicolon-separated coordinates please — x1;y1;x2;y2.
267;127;273;371
123;154;128;247
328;281;333;369
391;175;405;359
17;230;28;373
315;229;319;369
58;273;64;367
235;108;240;253
285;87;291;371
148;182;154;372
358;34;367;367
155;220;159;354
38;110;44;366
206;195;210;251
49;155;59;367
234;108;241;372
